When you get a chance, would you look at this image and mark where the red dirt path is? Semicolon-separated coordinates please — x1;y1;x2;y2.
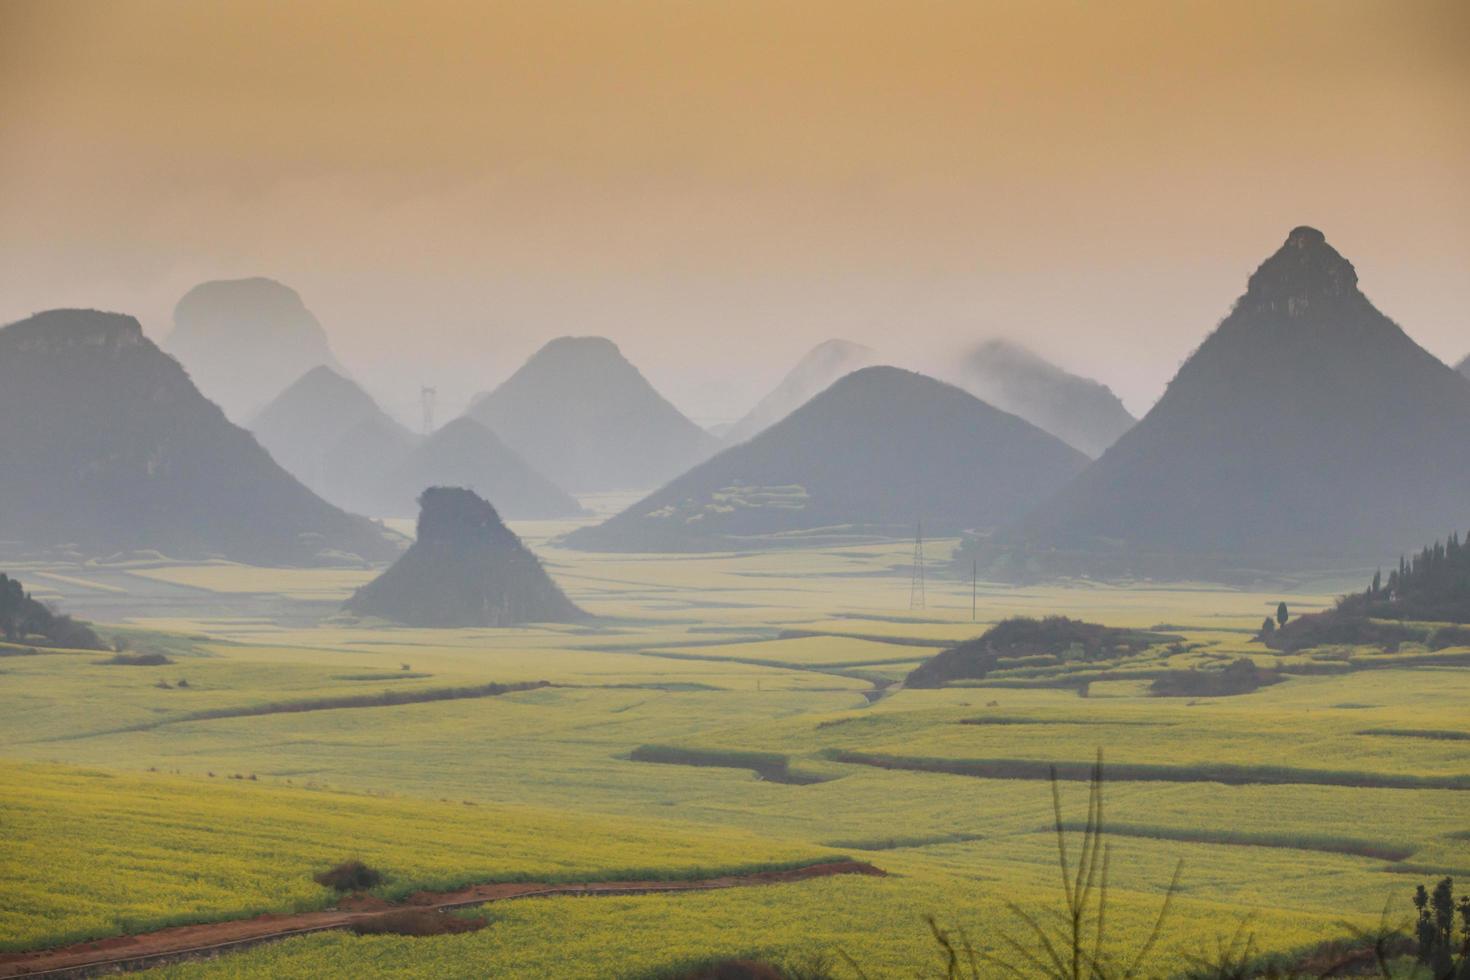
0;861;884;978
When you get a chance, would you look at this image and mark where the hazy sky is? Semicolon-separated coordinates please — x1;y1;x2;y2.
2;0;1466;424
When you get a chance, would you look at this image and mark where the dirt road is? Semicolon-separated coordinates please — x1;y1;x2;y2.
0;861;884;978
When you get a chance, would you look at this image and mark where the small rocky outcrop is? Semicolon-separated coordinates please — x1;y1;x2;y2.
344;487;585;626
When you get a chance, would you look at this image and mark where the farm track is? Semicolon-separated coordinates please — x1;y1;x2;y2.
0;861;885;979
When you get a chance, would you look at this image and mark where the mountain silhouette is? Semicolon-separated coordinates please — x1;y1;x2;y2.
722;339;878;445
374;418;582;520
994;227;1470;578
466;336;717;491
953;340;1135;457
1458;354;1469;380
166;278;342;420
344;487;585;626
251;366;417;507
564;366;1087;551
0;310;402;565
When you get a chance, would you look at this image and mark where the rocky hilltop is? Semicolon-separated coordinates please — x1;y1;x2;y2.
344;487;584;626
983;227;1470;579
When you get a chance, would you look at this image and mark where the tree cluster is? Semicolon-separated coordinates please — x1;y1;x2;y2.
1343;532;1470;623
0;573;103;649
1414;877;1470;979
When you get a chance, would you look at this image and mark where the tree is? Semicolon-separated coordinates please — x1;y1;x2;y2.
1276;602;1289;627
0;572;103;649
1260;617;1275;637
1414;877;1470;978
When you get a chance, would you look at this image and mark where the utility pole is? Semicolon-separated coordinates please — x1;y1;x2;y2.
909;520;926;610
419;386;437;436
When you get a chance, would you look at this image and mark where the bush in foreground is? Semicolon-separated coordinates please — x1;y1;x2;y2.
100;651;173;666
313;860;384;892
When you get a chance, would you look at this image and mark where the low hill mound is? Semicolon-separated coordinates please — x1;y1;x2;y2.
343;487;585;626
723;339;877;445
466;336;717;492
905;616;1174;688
563;366;1087;552
982;227;1470;580
953;340;1135;457
373;419;582;520
0;310;402;565
166;278;342;420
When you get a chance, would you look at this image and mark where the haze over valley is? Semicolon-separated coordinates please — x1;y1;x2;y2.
2;3;1468;978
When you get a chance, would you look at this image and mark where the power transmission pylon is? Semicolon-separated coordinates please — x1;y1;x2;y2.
909;520;926;610
419;386;437;436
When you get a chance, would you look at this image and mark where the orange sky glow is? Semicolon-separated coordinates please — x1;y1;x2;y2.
2;0;1466;421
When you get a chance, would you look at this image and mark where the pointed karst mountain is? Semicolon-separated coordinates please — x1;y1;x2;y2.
999;227;1470;575
466;336;718;492
344;487;585;626
251;366;417;505
373;418;583;520
0;310;403;565
563;366;1088;552
953;340;1136;457
166;278;343;420
722;339;879;445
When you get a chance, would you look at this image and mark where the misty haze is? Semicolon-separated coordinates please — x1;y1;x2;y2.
1;2;1468;979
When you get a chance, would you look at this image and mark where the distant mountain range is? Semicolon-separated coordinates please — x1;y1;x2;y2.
166;278;342;421
975;227;1470;579
466;336;717;492
952;340;1135;457
344;487;584;627
252;368;580;520
0;310;402;565
563;366;1087;552
1458;354;1469;380
722;339;878;445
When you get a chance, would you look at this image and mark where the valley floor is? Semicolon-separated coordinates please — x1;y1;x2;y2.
1;527;1465;977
